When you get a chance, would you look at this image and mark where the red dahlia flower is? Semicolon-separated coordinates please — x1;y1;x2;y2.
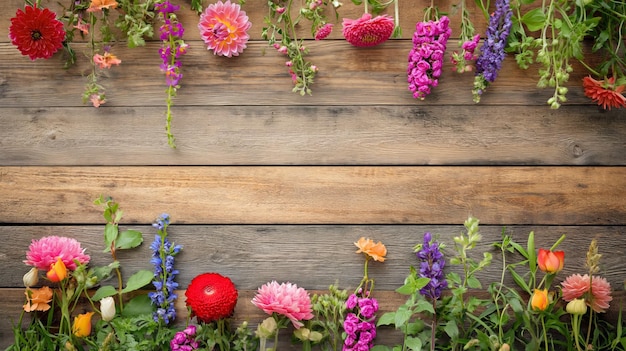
9;5;66;60
185;273;238;323
342;13;394;47
583;76;626;110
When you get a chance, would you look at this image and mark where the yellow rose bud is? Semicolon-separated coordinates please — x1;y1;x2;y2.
566;298;587;315
100;296;116;322
531;289;549;311
72;312;95;337
23;267;39;287
46;258;67;283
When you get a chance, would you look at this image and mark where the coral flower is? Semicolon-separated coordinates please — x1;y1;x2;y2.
185;273;238;323
198;0;251;57
583;76;626;110
531;288;549;311
537;249;564;274
46;257;67;282
87;0;118;12
93;52;121;69
25;236;90;271
9;5;66;60
561;274;613;313
252;281;314;329
355;237;387;262
23;286;53;312
342;13;394;47
72;312;95;337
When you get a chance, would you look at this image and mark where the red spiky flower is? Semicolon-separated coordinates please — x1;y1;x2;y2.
185;273;238;323
9;5;66;60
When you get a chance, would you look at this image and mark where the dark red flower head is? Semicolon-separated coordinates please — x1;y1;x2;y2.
185;273;238;323
9;5;66;60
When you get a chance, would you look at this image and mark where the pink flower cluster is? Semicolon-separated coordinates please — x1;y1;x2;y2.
407;16;452;100
451;34;480;73
25;236;90;271
251;281;314;329
561;274;612;313
170;325;199;351
343;292;379;351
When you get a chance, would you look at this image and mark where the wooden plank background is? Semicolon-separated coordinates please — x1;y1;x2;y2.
0;0;625;348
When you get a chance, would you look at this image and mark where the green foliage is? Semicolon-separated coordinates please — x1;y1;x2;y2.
308;284;349;351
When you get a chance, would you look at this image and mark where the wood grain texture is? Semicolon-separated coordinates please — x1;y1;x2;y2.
1;105;625;166
1;166;625;225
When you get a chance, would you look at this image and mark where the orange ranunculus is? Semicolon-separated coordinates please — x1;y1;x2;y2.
46;257;67;282
23;286;53;312
531;289;550;311
87;0;118;12
537;249;564;274
72;312;95;337
354;237;387;262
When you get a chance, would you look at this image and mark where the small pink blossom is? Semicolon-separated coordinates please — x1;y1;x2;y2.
342;13;394;47
73;19;89;35
315;23;333;40
561;274;613;313
90;94;106;108
25;236;90;271
93;52;121;69
251;281;314;329
198;0;251;57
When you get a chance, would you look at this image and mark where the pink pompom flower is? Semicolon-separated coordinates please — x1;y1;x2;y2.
342;13;394;47
198;0;252;57
315;23;333;40
561;274;613;313
25;236;90;271
251;281;314;329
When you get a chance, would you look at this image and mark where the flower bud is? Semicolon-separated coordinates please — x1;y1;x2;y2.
566;298;587;315
499;344;510;351
72;312;95;337
255;316;277;338
100;296;116;322
531;289;549;311
23;267;39;287
46;257;67;282
537;249;565;274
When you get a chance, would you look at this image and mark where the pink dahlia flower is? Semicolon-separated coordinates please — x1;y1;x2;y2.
25;236;90;271
198;0;251;57
342;13;394;47
315;23;333;40
251;281;314;329
561;274;613;313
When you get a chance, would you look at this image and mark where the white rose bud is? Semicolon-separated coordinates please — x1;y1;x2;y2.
100;296;116;322
23;267;39;287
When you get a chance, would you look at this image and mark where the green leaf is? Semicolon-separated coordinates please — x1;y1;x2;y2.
508;267;530;293
116;230;143;250
405;336;423;351
394;305;412;328
444;320;459;340
406;321;425;335
121;270;154;294
527;231;536;275
103;223;118;252
370;346;390;351
467;276;482;289
521;8;546;32
92;285;118;301
122;295;154;317
415;299;435;314
377;312;396;326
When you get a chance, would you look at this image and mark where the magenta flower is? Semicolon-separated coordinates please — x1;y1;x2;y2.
251;281;314;329
198;0;251;57
342;13;394;47
25;236;90;271
315;23;333;40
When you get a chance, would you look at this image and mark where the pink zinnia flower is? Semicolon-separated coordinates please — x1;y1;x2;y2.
198;0;251;57
561;274;613;313
315;23;333;40
25;236;90;271
342;13;394;47
251;281;314;329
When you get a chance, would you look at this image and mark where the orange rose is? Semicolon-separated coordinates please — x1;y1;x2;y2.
537;249;564;274
354;237;387;262
531;289;550;311
72;312;95;337
46;257;67;282
23;286;53;312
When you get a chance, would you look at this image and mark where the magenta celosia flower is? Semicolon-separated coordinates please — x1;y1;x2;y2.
251;281;314;329
561;274;613;313
342;13;394;47
198;0;251;57
24;236;90;271
315;23;333;40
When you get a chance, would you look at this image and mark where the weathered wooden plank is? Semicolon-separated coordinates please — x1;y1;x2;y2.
0;0;491;41
0;40;602;107
2;225;625;290
1;166;625;225
1;105;624;166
